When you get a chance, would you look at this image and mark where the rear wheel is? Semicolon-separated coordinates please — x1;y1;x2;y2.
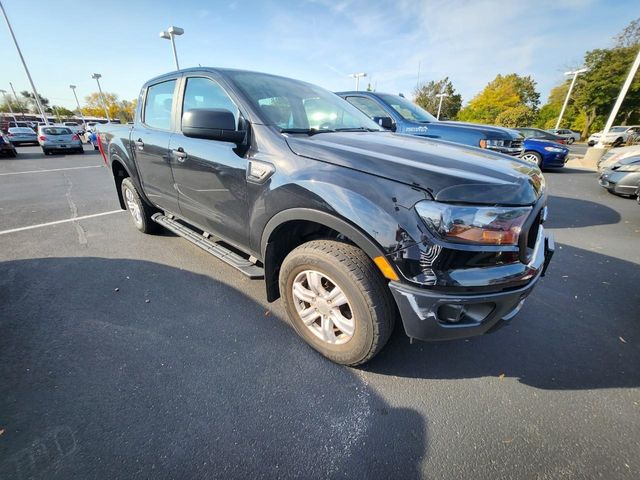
8;150;17;158
522;151;543;167
612;137;624;148
120;177;161;234
279;239;395;366
42;149;49;156
567;137;575;145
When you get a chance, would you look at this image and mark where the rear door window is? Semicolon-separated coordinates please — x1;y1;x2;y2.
143;79;177;130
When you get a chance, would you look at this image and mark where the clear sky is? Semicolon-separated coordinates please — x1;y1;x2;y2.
1;0;637;110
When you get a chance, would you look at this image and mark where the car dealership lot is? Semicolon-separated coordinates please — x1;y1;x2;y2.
1;146;639;479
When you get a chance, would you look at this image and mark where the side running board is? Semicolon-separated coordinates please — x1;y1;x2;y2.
152;213;264;279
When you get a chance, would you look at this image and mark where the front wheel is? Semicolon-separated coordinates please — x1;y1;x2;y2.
521;151;543;167
279;240;396;366
120;177;161;234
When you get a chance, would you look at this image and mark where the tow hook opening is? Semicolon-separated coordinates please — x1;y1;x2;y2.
437;302;495;326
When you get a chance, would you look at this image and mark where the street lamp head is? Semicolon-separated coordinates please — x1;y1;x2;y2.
91;73;101;80
564;68;588;76
0;89;6;94
69;84;76;89
159;31;171;39
349;72;367;78
167;26;184;36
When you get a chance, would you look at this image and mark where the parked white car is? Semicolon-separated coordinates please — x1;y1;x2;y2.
588;125;640;147
547;128;580;144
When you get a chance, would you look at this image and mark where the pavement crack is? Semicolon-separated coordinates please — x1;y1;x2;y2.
63;173;88;246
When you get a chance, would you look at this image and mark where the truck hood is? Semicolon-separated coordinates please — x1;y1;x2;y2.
439;120;520;140
285;132;544;205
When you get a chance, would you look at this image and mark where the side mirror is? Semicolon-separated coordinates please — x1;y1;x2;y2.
373;116;395;131
182;108;245;143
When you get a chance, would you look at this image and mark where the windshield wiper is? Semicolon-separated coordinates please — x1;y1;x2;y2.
334;127;381;132
280;128;336;136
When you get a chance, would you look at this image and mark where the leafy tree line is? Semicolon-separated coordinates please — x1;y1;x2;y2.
0;90;137;123
411;18;640;137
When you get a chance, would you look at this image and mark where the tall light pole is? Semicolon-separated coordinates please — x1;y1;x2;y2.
435;93;449;120
91;73;111;122
159;26;184;70
1;1;49;124
596;47;640;148
555;67;588;130
349;72;367;91
69;85;86;126
0;89;17;123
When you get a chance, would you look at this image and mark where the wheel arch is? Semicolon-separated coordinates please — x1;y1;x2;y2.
260;208;389;302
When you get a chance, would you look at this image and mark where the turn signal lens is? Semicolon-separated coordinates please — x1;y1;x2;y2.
415;201;531;246
373;256;400;281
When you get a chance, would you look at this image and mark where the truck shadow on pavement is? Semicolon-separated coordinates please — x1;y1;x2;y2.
545;195;621;229
365;243;640;391
0;257;425;480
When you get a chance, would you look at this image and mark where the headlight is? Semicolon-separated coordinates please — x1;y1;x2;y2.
479;139;505;148
415;201;532;245
616;164;640;172
544;146;565;153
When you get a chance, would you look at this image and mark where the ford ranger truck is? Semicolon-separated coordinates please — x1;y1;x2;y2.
98;68;554;366
337;91;524;156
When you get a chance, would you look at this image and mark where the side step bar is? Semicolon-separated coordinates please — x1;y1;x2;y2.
152;213;264;279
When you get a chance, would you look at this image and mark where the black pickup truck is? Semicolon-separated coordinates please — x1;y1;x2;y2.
98;68;554;365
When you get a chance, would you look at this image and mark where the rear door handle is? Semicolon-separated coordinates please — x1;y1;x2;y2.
134;138;144;150
172;148;187;162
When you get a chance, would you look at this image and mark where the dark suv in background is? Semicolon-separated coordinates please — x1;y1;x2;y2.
338;91;524;156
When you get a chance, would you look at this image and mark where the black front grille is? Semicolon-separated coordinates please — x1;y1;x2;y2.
509;139;523;150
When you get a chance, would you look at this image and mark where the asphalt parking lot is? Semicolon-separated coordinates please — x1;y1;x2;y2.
1;145;639;479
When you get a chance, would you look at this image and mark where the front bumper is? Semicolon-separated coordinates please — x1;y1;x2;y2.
389;232;554;341
599;170;640;195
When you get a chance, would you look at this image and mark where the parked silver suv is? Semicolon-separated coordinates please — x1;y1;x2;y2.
37;126;84;155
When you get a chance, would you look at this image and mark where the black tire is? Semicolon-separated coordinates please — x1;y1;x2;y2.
9;150;17;158
42;149;49;156
523;150;543;167
612;137;623;148
120;177;161;234
94;145;99;150
279;239;396;366
567;137;575;145
77;148;84;154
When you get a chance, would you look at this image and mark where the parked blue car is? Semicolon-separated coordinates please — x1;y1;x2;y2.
338;91;524;157
514;130;569;169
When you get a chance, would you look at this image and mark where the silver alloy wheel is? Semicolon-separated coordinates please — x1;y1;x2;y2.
291;270;355;345
124;187;143;227
521;153;539;164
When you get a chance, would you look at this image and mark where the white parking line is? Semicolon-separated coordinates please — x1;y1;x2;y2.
0;165;104;176
0;210;124;236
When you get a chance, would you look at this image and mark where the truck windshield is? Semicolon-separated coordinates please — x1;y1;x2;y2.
377;94;438;123
228;71;382;133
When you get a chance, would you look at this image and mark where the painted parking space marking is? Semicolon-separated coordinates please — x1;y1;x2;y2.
0;165;104;176
0;210;124;236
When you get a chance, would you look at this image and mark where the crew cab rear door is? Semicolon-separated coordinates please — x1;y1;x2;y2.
169;74;249;247
132;77;180;214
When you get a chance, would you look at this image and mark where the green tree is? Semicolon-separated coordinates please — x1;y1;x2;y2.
0;97;29;115
458;74;539;124
572;45;640;136
535;82;576;129
20;90;50;113
495;105;537;127
413;77;462;120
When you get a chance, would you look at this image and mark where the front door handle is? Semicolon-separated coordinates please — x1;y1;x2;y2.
172;147;187;162
134;138;144;150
